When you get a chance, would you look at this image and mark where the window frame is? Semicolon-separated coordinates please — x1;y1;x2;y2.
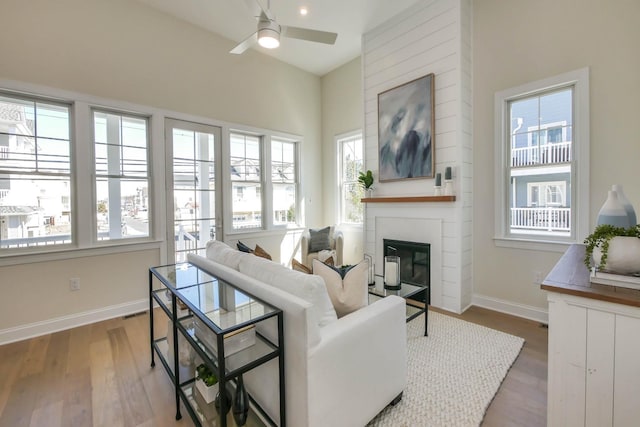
270;137;300;228
91;107;152;244
336;130;364;226
493;68;590;252
0;91;74;252
225;129;302;236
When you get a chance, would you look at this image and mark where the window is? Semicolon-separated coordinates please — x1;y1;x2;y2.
0;93;72;248
167;120;219;263
337;132;364;224
230;132;262;230
494;68;589;250
94;110;150;241
271;138;298;226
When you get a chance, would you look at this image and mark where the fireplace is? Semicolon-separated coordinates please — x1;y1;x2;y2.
383;239;430;303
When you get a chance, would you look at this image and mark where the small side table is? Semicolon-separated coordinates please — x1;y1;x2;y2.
368;275;429;336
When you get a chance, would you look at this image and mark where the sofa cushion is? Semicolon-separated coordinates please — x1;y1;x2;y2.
312;259;368;318
239;255;337;327
205;240;247;270
308;226;331;252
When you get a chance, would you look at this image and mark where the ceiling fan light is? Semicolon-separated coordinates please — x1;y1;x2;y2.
258;28;280;49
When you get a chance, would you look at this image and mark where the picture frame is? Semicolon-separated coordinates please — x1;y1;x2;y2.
377;73;435;181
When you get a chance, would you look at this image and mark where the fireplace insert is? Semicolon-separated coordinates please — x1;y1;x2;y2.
383;239;430;303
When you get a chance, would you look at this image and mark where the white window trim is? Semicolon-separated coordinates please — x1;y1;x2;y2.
336;130;364;227
493;67;590;252
224;128;303;236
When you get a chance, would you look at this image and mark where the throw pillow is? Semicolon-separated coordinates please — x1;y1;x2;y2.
292;258;311;274
237;241;253;253
308;226;331;252
312;259;368;318
253;244;272;260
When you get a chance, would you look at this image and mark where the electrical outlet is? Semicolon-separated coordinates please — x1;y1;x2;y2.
533;271;543;284
69;278;80;291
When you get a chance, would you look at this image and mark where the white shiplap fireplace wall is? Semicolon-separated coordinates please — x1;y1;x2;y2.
362;0;472;313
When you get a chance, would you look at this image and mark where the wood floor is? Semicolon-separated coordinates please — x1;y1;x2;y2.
0;306;547;427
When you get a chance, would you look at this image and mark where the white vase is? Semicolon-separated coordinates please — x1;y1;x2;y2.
592;236;640;274
597;190;631;228
612;184;637;226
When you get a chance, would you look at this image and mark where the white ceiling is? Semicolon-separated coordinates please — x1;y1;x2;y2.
136;0;420;76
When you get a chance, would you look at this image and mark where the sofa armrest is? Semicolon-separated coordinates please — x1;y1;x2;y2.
300;230;311;265
307;296;407;427
332;229;344;266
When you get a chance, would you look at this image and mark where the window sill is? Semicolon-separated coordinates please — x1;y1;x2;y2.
0;240;163;267
493;236;573;253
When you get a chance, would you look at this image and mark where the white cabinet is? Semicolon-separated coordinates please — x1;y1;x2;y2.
547;291;640;426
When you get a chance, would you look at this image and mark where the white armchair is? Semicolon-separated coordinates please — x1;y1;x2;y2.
301;226;344;268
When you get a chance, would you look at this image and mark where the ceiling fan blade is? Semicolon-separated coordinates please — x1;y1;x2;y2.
253;0;275;21
230;31;258;54
281;26;337;45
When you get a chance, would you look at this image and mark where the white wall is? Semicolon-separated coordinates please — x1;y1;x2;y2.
321;57;365;265
473;0;640;321
362;0;473;313
0;0;323;342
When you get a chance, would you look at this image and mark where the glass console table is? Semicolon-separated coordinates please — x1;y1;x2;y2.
149;262;285;426
368;275;429;336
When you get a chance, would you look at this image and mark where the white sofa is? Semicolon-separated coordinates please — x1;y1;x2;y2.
187;241;407;427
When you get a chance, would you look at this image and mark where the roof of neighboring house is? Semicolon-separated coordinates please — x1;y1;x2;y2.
0;205;41;216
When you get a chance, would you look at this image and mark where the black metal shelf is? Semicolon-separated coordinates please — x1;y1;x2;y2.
149;263;285;427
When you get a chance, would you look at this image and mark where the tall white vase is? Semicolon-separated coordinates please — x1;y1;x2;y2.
597;190;631;228
612;184;637;226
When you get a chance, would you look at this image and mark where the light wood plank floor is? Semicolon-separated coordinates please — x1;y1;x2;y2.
0;306;546;427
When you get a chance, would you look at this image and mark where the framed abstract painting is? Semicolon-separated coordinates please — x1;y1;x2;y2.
377;73;435;181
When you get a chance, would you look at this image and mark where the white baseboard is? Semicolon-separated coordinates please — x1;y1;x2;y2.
472;293;548;324
0;299;148;345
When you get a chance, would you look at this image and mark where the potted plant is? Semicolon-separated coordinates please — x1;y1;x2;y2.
583;224;640;274
358;170;374;196
195;363;218;403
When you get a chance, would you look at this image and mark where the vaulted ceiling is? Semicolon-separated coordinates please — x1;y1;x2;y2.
136;0;420;76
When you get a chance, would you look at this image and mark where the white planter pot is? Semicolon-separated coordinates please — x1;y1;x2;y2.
593;236;640;274
195;379;218;404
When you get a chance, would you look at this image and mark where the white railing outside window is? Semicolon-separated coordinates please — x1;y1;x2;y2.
510;207;571;233
511;141;572;167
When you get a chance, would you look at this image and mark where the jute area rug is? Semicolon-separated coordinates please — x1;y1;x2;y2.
368;312;525;427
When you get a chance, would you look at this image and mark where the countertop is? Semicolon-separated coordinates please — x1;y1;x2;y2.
541;244;640;307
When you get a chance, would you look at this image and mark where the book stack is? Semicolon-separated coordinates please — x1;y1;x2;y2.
590;269;640;290
194;317;256;357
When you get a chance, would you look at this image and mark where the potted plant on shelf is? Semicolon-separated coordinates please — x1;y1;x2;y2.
583;224;640;275
195;363;218;404
358;170;374;197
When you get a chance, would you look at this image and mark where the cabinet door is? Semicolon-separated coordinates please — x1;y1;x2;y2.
614;314;640;426
548;295;587;426
585;309;615;427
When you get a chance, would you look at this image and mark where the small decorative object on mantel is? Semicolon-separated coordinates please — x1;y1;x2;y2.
358;169;374;197
434;173;442;196
444;166;454;196
584;224;640;280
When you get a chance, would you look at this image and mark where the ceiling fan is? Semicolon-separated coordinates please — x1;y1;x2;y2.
230;0;338;54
